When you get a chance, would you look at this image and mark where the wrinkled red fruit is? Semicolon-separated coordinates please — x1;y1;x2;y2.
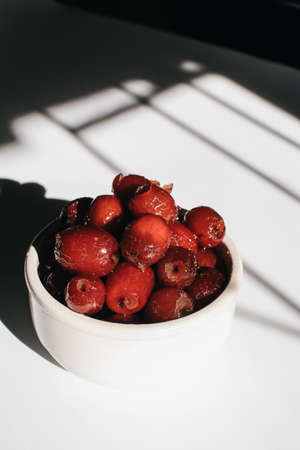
129;184;177;224
106;262;154;314
112;173;150;203
60;197;93;226
109;313;140;324
65;274;105;315
121;215;171;269
156;247;197;288
185;206;225;248
55;226;119;276
186;267;225;309
144;288;193;323
169;222;198;255
196;248;217;268
88;194;123;233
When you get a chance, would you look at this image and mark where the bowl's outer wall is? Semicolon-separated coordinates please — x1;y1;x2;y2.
28;289;236;388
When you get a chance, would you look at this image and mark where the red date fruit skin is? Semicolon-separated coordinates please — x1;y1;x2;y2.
88;194;123;233
106;262;155;314
169;222;198;255
196;248;217;268
65;274;105;315
112;173;150;203
185;206;225;248
120;215;171;269
55;225;119;276
156;247;197;288
108;313;140;324
144;287;193;323
186;267;225;309
59;197;93;226
129;184;177;224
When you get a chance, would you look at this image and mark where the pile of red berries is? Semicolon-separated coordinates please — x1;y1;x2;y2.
41;174;229;324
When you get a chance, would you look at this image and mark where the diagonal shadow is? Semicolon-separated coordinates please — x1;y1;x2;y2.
94;82;299;204
237;307;300;339
73;103;139;132
44;110;124;174
145;93;300;204
189;82;300;152
0;179;67;366
243;262;300;315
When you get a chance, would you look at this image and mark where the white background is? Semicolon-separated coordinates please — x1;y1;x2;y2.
1;1;300;449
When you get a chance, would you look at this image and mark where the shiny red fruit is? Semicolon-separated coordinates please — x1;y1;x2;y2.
129;184;177;224
106;262;154;314
156;247;197;288
60;197;93;226
186;267;225;309
196;248;217;268
144;287;193;323
88;194;123;233
185;206;225;248
169;222;198;255
65;274;105;315
55;226;119;276
120;215;171;269
112;173;150;203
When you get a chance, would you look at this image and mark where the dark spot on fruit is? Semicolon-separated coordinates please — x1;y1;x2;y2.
76;279;90;292
118;298;125;308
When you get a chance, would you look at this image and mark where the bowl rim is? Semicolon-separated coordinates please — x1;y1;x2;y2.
24;229;243;340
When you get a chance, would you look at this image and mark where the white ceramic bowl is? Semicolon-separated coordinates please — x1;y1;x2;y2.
24;222;242;390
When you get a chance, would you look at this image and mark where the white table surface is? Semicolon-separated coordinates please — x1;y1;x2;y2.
1;1;300;449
